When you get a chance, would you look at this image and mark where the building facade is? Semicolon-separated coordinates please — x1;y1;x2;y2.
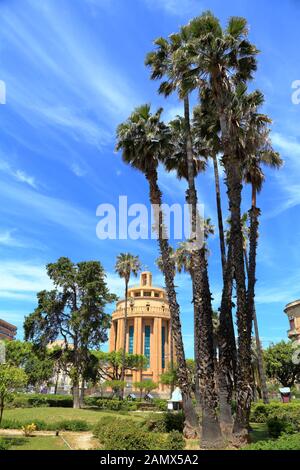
109;272;173;396
0;319;17;341
284;300;300;343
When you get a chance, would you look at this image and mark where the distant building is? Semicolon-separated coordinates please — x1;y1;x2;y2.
284;300;300;343
109;271;175;397
0;319;17;341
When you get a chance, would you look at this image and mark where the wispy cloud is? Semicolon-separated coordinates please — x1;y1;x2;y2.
0;260;52;301
143;0;202;16
0;160;37;189
0;229;26;248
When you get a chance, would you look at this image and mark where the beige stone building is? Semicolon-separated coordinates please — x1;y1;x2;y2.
109;272;174;395
284;300;300;343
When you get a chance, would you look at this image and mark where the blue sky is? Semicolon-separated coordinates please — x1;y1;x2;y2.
0;0;299;358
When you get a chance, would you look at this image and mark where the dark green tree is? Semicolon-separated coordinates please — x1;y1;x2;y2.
24;257;116;408
264;341;300;388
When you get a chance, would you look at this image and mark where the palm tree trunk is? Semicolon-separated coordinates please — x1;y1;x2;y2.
212;152;237;434
169;318;174;396
184;95;222;447
120;280;129;398
146;166;199;439
245;199;269;405
218;241;237;434
225;162;252;440
212;153;227;273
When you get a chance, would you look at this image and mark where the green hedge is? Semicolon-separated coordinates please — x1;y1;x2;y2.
8;393;73;409
250;402;300;423
245;433;300;450
0;438;11;450
0;418;89;431
93;417;185;450
142;412;184;433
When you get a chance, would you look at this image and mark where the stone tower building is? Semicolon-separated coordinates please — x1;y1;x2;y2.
109;272;173;395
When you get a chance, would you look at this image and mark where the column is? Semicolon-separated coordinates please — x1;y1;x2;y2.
109;320;116;352
133;317;142;384
157;317;162;390
117;318;124;351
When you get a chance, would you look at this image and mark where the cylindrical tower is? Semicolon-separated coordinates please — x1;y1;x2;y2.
109;271;174;396
284;300;300;343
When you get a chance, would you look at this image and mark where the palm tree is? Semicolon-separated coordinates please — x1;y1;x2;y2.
193;99;237;432
115;253;141;394
147;32;223;446
116;104;199;438
164;115;222;446
241;112;282;405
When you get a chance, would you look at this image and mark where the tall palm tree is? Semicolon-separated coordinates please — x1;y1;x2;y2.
182;12;260;440
193;99;237;432
116;104;199;438
164;116;222;446
147;33;223;446
115;253;141;393
241;113;283;405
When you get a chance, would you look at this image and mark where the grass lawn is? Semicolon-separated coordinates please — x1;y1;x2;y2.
2;436;69;450
2;407;147;427
249;423;269;443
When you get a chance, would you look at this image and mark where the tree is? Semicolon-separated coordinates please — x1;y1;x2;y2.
133;380;158;399
115;253;141;393
146;27;222;447
116;104;199;438
183;12;262;440
0;364;27;424
264;341;300;388
95;350;148;382
241;109;282;405
4;340;55;389
24;257;116;408
105;379;126;398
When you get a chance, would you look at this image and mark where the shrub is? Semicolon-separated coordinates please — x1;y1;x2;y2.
94;418;152;450
267;416;298;438
166;430;185;450
0;438;11;450
251;402;300;424
56;420;89;432
143;412;184;433
0;418;90;432
245;433;300;450
21;423;37;436
8;393;73;409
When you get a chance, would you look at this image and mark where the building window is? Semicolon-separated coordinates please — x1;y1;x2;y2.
129;325;134;354
154;292;159;298
144;325;151;367
162;326;165;369
290;318;295;330
144;291;151;297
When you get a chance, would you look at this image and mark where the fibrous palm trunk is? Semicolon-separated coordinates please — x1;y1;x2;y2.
184;96;222;447
246;200;269;405
212;152;237;433
146;166;199;439
225;163;252;439
218;241;237;434
120;280;129;398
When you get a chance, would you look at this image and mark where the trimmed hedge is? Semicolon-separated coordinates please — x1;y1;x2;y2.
245;433;300;450
0;438;11;450
142;412;184;433
93;416;185;450
0;418;90;431
250;402;300;423
8;393;73;409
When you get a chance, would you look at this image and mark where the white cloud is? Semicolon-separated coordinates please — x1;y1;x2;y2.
0;229;25;248
70;162;87;178
143;0;202;16
0;260;52;300
0;160;37;189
